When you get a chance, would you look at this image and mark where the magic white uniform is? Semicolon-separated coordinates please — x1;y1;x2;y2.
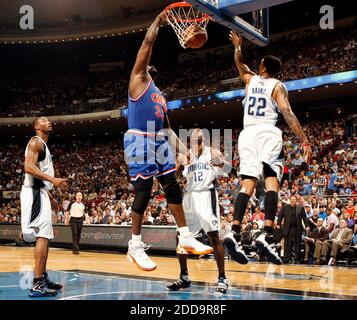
21;136;55;242
182;147;220;234
239;75;284;181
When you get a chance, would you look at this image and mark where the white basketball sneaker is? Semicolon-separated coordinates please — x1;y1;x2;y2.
223;231;248;264
256;232;282;265
127;240;157;271
178;232;213;255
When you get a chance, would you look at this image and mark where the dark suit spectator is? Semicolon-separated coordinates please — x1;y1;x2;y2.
304;218;329;264
319;219;353;266
277;195;309;263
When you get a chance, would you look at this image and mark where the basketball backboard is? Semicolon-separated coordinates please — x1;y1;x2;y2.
186;0;294;46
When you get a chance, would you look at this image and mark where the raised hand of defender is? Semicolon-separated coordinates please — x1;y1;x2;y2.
229;31;242;48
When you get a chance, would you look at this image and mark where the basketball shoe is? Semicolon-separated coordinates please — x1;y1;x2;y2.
127;240;157;271
167;275;191;291
28;278;57;298
178;232;213;255
223;231;248;264
215;276;228;294
43;272;63;290
256;232;282;265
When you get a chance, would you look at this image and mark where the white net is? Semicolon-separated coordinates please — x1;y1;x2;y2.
164;2;210;49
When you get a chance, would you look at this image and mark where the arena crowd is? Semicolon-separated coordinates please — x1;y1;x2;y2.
0;26;355;117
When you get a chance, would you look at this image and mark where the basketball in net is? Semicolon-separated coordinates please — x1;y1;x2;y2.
164;2;209;49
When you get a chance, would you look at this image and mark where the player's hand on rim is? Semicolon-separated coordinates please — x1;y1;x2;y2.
158;10;167;23
229;31;242;48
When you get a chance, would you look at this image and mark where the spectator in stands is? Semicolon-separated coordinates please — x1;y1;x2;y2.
220;193;231;216
56;215;64;224
330;201;341;216
253;214;264;230
114;215;121;225
320;219;353;265
304;218;329;264
318;206;327;220
219;216;230;240
310;197;319;210
95;215;103;225
226;212;234;228
102;208;111;224
143;214;154;226
323;208;339;234
240;216;252;233
121;214;132;226
345;210;355;230
106;216;114;225
250;206;265;223
304;203;313;218
308;208;319;230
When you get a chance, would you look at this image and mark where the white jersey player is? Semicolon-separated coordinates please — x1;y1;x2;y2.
167;128;229;294
21;117;67;298
182;142;221;234
224;32;312;266
22;136;54;242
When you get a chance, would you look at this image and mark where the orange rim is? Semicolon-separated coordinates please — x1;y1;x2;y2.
164;1;193;10
164;1;210;23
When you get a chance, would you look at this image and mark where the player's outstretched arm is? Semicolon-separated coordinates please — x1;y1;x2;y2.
130;13;165;80
230;31;255;84
274;83;312;163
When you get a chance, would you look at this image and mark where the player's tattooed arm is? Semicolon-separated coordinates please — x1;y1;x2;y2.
230;31;255;84
275;83;308;143
275;83;312;162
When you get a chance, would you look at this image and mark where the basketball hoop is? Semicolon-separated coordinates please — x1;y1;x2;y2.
164;2;210;49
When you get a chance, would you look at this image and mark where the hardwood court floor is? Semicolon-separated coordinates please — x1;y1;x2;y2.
1;246;356;299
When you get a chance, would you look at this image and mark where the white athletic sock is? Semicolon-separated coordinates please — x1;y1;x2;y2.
132;234;142;244
178;226;190;236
